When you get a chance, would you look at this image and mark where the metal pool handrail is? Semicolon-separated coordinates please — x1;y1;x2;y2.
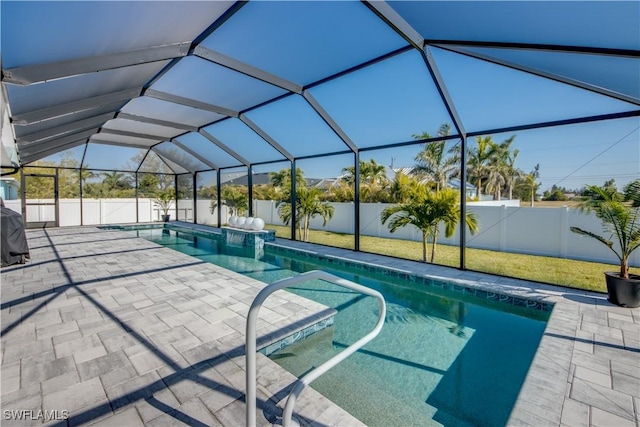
245;270;386;427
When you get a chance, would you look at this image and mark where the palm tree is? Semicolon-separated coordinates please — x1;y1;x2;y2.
269;167;305;189
101;171;128;194
467;136;499;199
412;123;457;192
79;166;96;187
486;167;506;201
269;167;305;203
571;184;640;280
210;185;248;218
389;171;421;203
518;164;540;207
381;187;479;263
341;159;387;186
484;136;515;200
277;186;334;241
487;135;518;200
503;149;521;200
340;159;389;202
624;179;640;208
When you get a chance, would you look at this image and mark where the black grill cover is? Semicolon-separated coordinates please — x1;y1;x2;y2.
1;207;29;267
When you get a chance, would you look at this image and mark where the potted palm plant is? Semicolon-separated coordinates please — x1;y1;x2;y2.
154;189;176;222
570;181;640;307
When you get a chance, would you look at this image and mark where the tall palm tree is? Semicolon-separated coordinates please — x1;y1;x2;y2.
518;164;541;207
503;149;521;200
486;167;506;201
381;187;479;263
467;136;499;199
277;186;334;241
486;135;517;201
413;123;457;192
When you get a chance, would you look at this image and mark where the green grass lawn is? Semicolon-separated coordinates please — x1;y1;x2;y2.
266;224;639;293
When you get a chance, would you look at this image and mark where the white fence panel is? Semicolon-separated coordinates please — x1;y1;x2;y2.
360;203;420;242
138;199;153;223
308;203;354;234
102;199;137;224
6;197;638;267
254;200;285;226
196;199;215;225
60;199;81;226
81;199;101;225
177;200;194;222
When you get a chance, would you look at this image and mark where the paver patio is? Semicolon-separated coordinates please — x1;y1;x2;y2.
1;224;638;426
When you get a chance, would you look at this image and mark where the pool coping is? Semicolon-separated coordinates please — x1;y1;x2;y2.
104;222;640;425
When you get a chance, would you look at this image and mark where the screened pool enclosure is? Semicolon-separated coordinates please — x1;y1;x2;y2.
1;1;639;288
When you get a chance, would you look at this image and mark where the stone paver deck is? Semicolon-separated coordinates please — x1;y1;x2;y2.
2;224;639;426
1;227;362;427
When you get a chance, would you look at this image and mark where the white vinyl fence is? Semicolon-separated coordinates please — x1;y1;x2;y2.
254;200;639;267
4;198;638;267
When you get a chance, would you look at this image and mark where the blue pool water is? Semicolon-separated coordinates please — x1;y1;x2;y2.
128;226;549;427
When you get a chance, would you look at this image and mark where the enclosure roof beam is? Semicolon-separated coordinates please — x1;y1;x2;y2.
435;44;640;106
422;39;640;57
17;112;116;144
115;112;198;132
21;140;86;164
466;109;640;137
144;89;239;117
302;90;358;153
193;46;303;94
199;128;250;166
97;128;168;143
11;88;142;125
89;139;154;150
150;147;193;173
18;128;99;156
2;43;191;85
362;1;424;50
171;139;219;170
238;114;293;161
422;46;466;136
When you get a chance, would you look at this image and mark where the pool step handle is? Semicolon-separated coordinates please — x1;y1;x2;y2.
245;270;386;427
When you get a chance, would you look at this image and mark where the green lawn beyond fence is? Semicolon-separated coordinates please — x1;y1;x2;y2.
266;224;640;293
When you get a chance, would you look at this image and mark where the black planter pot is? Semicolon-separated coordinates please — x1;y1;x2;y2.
162;214;170;222
605;272;640;308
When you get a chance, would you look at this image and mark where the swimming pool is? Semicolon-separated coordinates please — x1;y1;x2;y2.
125;225;549;426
